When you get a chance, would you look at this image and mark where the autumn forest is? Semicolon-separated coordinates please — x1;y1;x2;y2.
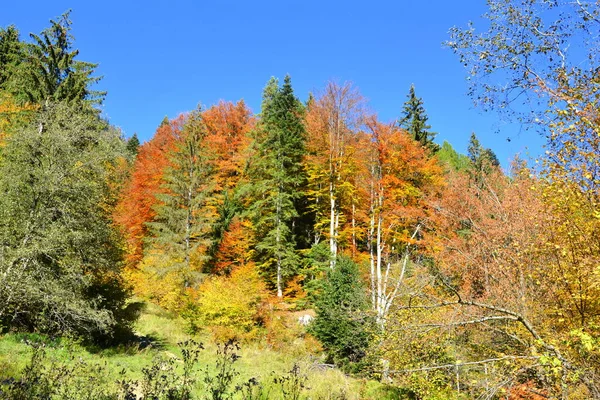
1;2;600;399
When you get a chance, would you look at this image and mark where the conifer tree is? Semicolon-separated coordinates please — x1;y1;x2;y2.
0;25;22;88
246;75;307;297
467;132;500;181
399;84;439;152
146;110;217;290
126;133;140;157
310;256;372;371
5;11;105;109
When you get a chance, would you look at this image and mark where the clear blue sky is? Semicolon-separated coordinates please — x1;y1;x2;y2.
2;1;545;167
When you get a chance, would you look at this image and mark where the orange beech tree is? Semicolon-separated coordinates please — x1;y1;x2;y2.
201;100;255;274
384;159;600;398
362;117;444;328
113;116;185;271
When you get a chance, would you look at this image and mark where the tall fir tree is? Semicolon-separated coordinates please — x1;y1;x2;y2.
467;132;500;185
245;75;307;297
5;11;105;109
399;84;439;152
146;110;217;290
0;25;22;88
126;133;140;157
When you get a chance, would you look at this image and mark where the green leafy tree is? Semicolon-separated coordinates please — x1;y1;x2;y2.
310;256;373;372
399;84;438;152
0;102;135;339
245;76;307;297
436;141;470;172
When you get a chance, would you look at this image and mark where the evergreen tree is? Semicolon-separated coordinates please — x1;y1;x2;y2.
310;256;373;372
245;75;307;297
146;110;217;289
0;25;22;88
126;133;140;157
5;11;105;109
467;132;500;183
399;84;439;152
0;102;135;339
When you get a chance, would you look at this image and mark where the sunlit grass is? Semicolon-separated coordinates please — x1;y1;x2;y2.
0;301;401;399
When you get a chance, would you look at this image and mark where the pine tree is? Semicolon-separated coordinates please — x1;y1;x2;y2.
146;110;217;290
399;84;439;152
468;132;500;168
245;75;307;297
467;132;500;184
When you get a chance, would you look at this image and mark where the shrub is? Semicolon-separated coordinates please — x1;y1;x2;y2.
184;263;267;341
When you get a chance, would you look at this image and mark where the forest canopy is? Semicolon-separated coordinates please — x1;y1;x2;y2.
1;3;599;399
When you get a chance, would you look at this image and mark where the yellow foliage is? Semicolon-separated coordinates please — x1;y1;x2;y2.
185;263;267;341
130;252;188;312
0;92;36;145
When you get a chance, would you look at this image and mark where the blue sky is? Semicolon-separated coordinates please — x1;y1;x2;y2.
2;1;545;167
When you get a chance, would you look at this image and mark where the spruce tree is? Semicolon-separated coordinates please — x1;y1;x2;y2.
126;133;140;157
467;132;500;184
246;75;307;297
399;84;439;152
6;11;105;109
0;25;22;88
146;110;217;289
310;256;372;371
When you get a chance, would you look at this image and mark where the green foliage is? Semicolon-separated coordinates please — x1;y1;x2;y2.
296;242;330;307
0;25;22;88
436;141;470;172
399;84;439;152
0;102;134;340
467;132;500;183
3;11;105;109
146;109;217;290
310;256;373;372
0;338;318;400
245;75;308;296
125;133;140;157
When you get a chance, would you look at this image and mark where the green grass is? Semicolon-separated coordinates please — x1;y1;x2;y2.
0;302;403;399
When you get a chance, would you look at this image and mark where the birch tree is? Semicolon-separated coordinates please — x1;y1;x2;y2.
305;81;367;267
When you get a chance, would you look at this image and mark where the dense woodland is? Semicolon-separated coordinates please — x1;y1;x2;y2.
1;2;599;399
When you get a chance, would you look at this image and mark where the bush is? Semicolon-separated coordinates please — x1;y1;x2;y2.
184;263;267;341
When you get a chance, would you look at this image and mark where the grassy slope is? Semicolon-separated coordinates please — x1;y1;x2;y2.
0;302;400;399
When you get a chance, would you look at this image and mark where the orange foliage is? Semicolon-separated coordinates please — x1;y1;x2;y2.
508;381;548;400
113;116;186;269
366;118;445;254
212;217;254;275
202;100;254;193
